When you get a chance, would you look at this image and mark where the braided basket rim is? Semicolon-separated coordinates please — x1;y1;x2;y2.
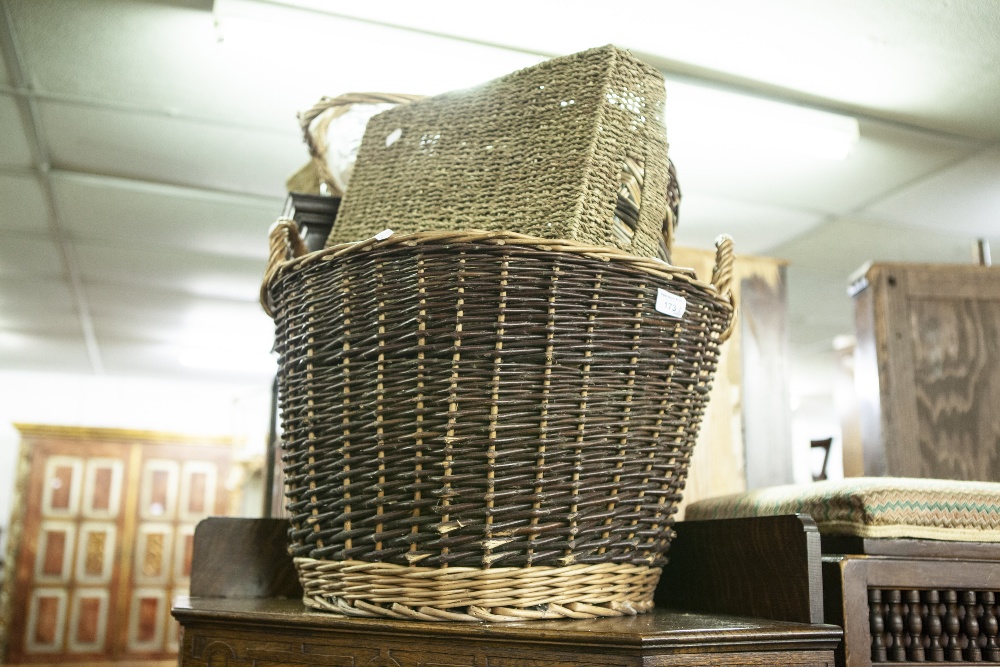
262;227;736;325
295;557;660;622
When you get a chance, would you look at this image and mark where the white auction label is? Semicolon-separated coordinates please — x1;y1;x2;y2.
655;288;687;318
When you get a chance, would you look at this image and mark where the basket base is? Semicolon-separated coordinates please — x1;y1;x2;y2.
295;557;660;622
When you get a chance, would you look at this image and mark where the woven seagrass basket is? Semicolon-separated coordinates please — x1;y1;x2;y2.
299;92;424;196
261;223;735;621
326;45;671;259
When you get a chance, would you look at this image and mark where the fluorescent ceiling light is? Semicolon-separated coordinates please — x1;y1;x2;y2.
179;346;277;374
0;331;31;350
665;80;860;161
212;0;544;98
213;0;859;161
174;304;276;374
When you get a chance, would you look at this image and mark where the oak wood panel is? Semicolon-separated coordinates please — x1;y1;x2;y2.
739;269;794;489
32;598;60;646
853;262;1000;480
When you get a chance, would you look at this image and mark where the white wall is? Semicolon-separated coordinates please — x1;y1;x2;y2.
0;371;272;555
791;394;844;484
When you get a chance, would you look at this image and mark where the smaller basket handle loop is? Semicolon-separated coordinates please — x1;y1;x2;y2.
261;217;308;318
710;234;738;343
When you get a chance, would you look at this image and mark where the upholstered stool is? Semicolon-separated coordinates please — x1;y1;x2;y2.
686;478;1000;667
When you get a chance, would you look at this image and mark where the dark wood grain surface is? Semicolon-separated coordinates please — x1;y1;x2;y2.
822;535;1000;560
174;597;840;666
657;514;824;624
173;518;841;666
190;517;302;599
823;544;1000;667
173;596;841;650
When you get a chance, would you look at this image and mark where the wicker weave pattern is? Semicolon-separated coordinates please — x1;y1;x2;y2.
295;557;659;621
265;225;734;578
326;45;670;258
299;92;424;196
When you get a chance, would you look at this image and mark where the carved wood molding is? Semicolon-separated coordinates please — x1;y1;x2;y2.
12;423;237;447
0;430;33;660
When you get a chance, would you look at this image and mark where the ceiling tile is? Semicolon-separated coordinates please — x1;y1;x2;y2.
87;282;277;382
0;172;49;232
7;0;293;128
863;146;1000;238
86;283;273;348
774;216;999;282
673;191;824;255
75;241;265;301
7;0;542;130
670;117;978;215
0;231;63;278
0;334;93;374
51;171;281;258
0;94;34;168
0;276;80;336
325;0;1000;140
40;101;301;198
0;40;8;86
773;216;1000;352
98;339;276;383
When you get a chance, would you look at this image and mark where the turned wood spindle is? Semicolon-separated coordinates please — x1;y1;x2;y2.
870;588;888;663
906;589;925;661
887;589;907;662
944;590;963;662
964;590;982;662
924;590;945;662
982;591;999;662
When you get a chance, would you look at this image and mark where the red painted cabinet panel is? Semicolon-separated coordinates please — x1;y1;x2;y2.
1;425;235;664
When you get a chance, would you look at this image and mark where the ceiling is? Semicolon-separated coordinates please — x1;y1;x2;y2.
1;0;999;403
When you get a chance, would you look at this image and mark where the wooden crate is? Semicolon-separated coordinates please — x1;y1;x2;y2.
851;261;1000;480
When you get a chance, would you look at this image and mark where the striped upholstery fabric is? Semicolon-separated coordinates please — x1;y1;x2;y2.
685;478;1000;541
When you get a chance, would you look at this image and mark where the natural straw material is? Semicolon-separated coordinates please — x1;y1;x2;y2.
262;225;735;620
299;92;424;196
326;46;671;258
295;558;659;621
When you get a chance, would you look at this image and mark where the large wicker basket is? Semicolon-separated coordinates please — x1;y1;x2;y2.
261;224;736;621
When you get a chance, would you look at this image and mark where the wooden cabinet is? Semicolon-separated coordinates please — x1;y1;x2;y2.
174;601;841;667
0;425;235;665
172;518;842;667
851;262;1000;480
822;537;1000;666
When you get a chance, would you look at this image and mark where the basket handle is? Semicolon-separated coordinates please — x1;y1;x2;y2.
260;217;308;318
710;234;738;343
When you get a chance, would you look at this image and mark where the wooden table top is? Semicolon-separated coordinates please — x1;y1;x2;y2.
173;597;842;653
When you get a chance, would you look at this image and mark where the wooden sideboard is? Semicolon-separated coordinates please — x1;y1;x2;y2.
0;425;236;665
821;536;1000;666
174;598;841;667
172;516;841;667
